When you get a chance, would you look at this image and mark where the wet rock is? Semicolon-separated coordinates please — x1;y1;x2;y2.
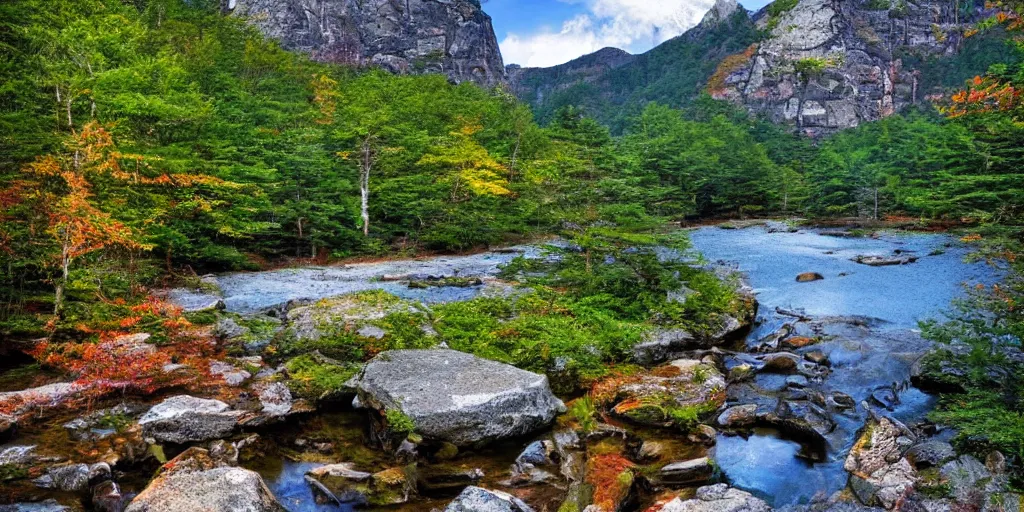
419;465;485;494
652;484;770;512
707;315;745;342
760;352;802;374
805;350;831;367
0;445;38;466
869;386;901;411
910;352;966;393
655;457;716;487
827;392;857;411
797;272;825;283
0;383;83;420
717;405;759;428
906;441;956;469
638;441;669;462
347;349;564;447
986;451;1007;474
633;328;697;366
515;440;556;467
786;375;810;389
783;336;818;349
761;400;835;458
125;448;284;512
308;464;416;506
853;255;919;267
688;424;718;446
92;480;126;512
727;364;755;383
844;416;917;509
32;462;106;492
286;295;423;342
605;360;726;428
444;486;534;512
139;395;243;444
0;501;72;512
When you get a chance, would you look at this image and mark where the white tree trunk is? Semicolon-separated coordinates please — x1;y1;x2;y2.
360;138;372;237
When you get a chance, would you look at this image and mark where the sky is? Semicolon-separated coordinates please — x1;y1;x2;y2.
486;0;774;68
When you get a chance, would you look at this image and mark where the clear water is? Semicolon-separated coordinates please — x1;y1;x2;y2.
691;225;1000;506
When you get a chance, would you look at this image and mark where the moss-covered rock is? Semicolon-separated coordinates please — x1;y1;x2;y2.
595;360;726;431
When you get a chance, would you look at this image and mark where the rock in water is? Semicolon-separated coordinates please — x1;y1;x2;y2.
796;272;825;282
139;396;243;444
652;484;770;512
347;349;565;447
844;416;917;509
230;0;505;87
0;502;73;512
125;448;285;512
444;486;534;512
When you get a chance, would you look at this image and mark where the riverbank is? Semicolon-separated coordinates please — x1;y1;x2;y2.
0;225;1018;512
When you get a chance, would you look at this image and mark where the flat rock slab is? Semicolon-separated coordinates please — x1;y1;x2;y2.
348;349;565;447
139;396;243;444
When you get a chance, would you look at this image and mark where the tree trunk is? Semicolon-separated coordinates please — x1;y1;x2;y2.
509;134;522;181
55;243;71;317
360;138;372;237
874;187;880;220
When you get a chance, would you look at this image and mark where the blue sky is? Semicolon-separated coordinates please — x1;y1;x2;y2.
485;0;774;67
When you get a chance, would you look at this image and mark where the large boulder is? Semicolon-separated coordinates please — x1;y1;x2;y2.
139;396;243;444
444;486;534;512
124;448;285;512
347;349;565;447
632;328;698;366
652;484;770;512
844;416;917;510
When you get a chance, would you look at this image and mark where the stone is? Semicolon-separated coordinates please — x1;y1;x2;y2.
0;502;72;512
139;395;243;444
717;405;759;428
0;445;37;466
827;392;857;411
92;480;127;512
214;317;248;340
805;350;831;366
633;328;698;366
253;381;294;420
209;361;251;387
797;272;825;283
347;349;564;447
783;336;818;349
307;464;416;506
162;288;225;313
32;463;90;492
728;364;755;382
844;417;917;509
761;400;835;458
444;486;534;512
760;352;802;374
653;484;770;512
688;424;718;446
940;456;991;503
125;448;285;512
786;375;810;388
906;441;956;469
606;359;727;428
231;0;505;87
418;465;485;494
655;457;716;487
853;255;919;267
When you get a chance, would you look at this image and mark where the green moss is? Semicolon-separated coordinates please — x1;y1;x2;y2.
0;464;28;482
184;309;219;326
284;354;359;401
568;396;598;433
385;409;416;434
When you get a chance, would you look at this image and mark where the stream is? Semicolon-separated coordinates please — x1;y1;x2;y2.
0;224;1000;510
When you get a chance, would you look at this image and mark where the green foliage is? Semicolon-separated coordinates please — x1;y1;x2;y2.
385;409;416;434
568;396;599;433
284;354;359;401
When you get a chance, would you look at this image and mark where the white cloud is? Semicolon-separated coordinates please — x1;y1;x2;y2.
501;0;718;68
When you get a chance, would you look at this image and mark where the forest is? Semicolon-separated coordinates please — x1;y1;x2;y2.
2;0;1024;509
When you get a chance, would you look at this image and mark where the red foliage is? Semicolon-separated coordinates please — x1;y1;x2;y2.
586;453;636;511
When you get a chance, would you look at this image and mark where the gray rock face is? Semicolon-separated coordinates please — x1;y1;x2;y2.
139;396;243;444
844;416;917;509
347;349;565;447
906;441;956;469
230;0;505;86
655;484;771;512
444;486;534;512
713;0;984;136
125;448;285;512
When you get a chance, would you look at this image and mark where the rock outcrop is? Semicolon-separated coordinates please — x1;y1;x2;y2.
125;448;285;512
712;0;984;136
347;349;565;447
229;0;505;86
138;395;243;444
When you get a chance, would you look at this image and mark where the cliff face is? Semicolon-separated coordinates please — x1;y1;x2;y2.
228;0;505;86
712;0;983;136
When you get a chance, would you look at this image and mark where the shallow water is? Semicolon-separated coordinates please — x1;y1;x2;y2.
691;225;999;506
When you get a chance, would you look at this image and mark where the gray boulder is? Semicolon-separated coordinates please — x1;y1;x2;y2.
906;441;956;469
633;328;697;366
139;396;243;444
32;463;95;492
125;448;284;512
0;502;72;512
717;405;758;428
347;350;565;447
844;416;917;509
654;484;770;512
655;457;716;487
444;486;534;512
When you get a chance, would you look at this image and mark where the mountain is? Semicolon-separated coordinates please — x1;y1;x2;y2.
510;0;1014;136
712;0;996;136
228;0;506;86
507;0;760;132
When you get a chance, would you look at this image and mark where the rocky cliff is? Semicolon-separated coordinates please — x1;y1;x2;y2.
227;0;505;86
712;0;985;136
